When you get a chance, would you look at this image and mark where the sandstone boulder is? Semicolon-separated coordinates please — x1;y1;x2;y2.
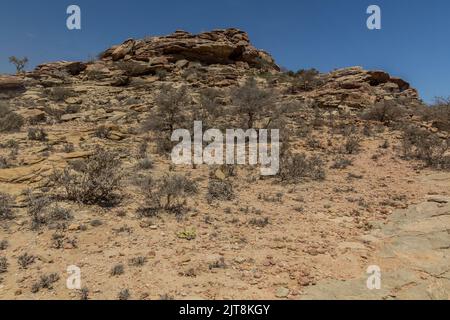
0;75;25;91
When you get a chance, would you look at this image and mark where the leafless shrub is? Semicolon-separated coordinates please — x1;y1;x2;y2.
51;148;123;206
0;156;9;169
422;97;450;131
0;240;8;251
63;142;75;153
28;127;48;141
25;191;51;230
195;87;223;128
231;77;275;129
142;85;190;154
207;179;235;202
143;85;190;133
0;257;8;273
129;256;147;267
51;233;77;249
0;193;15;221
342;136;362;155
47;87;74;102
138;174;198;216
136;157;154;170
18;253;36;269
79;287;89;300
118;289;130;300
289;68;324;93
94;125;111;139
111;264;125;276
402;125;450;169
208;257;227;270
0;102;24;132
331;156;353;169
361;100;406;123
9;56;28;73
249;217;269;228
279;152;326;182
48;205;73;221
31;273;60;293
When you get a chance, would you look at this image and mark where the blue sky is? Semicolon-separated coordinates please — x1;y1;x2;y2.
0;0;449;103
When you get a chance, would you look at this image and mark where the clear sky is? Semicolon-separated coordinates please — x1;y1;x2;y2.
1;0;449;103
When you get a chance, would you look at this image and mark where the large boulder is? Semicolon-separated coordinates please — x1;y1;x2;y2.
34;61;87;77
0;75;26;98
0;75;25;91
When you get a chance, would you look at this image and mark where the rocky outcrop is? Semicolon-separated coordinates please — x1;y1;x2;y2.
0;75;26;99
308;67;420;109
34;61;87;77
24;30;420;110
100;28;279;71
0;75;25;92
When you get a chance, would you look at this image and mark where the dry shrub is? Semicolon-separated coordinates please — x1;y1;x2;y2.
28;127;48;141
31;273;60;293
231;77;275;129
422;97;450;132
0;257;8;273
331;156;353;169
94;125;111;139
342;136;362;155
289;68;324;93
207;179;235;202
141;85;190;155
138;174;198;217
142;85;190;133
279;152;326;182
361;99;406;123
0;102;24;133
52;148;123;206
47;87;74;102
402;125;450;169
0;193;15;221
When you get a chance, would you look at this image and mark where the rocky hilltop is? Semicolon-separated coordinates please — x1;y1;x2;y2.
1;29;448;300
1;28;420;111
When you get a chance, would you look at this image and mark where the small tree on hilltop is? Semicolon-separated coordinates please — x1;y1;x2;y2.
9;56;29;74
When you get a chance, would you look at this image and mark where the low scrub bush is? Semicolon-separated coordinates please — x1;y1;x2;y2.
138;174;198;216
51;148;123;206
0;102;24;133
402;125;450;169
207;179;235;202
0;193;15;221
279;152;326;182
